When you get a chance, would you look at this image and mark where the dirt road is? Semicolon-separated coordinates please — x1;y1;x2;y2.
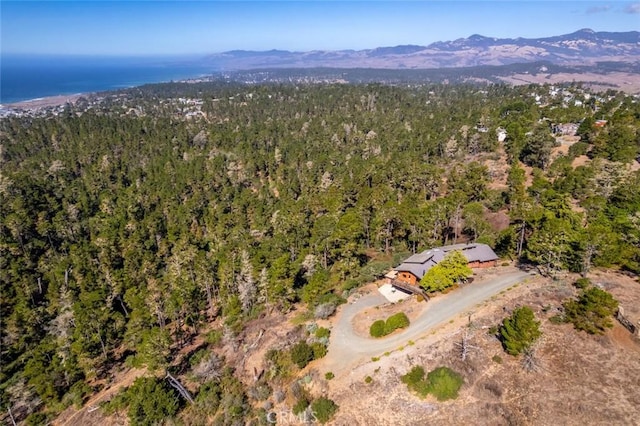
322;270;532;375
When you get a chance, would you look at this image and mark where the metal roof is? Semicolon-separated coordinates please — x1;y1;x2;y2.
402;251;435;264
394;243;498;280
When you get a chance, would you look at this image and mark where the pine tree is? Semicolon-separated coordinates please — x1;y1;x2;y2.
500;306;541;356
564;287;618;334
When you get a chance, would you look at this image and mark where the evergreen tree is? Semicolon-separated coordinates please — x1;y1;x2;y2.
564;287;618;334
125;377;181;426
500;306;541;356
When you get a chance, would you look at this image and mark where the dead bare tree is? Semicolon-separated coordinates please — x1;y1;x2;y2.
165;373;194;404
454;330;479;362
248;329;265;351
7;406;17;426
521;347;541;373
192;352;223;382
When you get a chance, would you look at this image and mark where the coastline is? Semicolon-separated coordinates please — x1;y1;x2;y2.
2;93;89;110
1;72;212;111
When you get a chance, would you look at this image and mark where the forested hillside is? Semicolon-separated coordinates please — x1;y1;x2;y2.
1;82;639;424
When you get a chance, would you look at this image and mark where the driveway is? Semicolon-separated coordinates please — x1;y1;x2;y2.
322;270;531;375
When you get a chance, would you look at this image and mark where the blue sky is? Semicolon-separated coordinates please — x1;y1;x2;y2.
2;1;639;56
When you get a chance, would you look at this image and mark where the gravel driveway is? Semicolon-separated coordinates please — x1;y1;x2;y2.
322;270;532;375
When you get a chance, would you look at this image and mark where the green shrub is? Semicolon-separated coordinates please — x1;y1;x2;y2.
364;376;373;384
310;342;327;360
370;312;410;338
315;327;330;339
492;355;503;364
369;320;386;338
573;278;591;289
401;366;464;401
205;329;223;345
310;397;339;424
265;348;293;379
426;367;464;401
316;292;346;308
384;312;410;334
401;366;425;388
292;398;310;415
549;314;566;324
341;279;360;292
401;366;429;396
324;372;334;380
290;341;314;369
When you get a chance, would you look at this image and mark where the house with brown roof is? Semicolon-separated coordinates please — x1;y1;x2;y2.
390;243;499;286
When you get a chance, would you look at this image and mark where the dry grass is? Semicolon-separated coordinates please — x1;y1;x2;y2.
498;72;640;95
57;270;639;426
54;367;147;426
327;271;640;425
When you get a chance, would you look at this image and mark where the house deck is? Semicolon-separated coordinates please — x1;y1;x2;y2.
390;279;430;302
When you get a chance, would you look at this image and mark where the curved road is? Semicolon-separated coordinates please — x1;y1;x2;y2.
323;270;531;374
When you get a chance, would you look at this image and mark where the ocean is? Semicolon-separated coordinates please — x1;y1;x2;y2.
1;55;216;104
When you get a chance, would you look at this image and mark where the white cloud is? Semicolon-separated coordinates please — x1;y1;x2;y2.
586;5;611;14
624;2;640;14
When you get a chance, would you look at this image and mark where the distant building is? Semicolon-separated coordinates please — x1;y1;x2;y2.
497;128;507;142
552;123;579;136
392;243;499;286
594;120;608;128
476;123;489;133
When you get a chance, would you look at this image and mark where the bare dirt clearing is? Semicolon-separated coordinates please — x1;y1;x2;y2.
323;271;640;425
55;367;146;426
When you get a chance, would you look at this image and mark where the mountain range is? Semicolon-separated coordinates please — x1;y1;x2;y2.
206;29;640;70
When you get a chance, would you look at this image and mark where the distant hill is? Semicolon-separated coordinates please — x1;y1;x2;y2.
205;29;640;70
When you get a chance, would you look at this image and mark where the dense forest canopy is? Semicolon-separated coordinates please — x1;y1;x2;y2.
1;81;639;423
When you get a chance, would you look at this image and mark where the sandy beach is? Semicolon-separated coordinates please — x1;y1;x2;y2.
3;93;88;110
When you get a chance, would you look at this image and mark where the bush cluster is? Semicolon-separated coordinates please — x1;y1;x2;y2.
311;397;339;424
401;366;464;401
314;327;331;339
573;277;591;289
370;312;410;337
290;340;328;369
290;341;314;369
564;287;618;334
